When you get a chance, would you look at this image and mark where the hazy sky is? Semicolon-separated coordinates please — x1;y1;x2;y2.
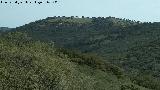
0;0;160;28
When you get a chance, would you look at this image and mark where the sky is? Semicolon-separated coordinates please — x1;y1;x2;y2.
0;0;160;28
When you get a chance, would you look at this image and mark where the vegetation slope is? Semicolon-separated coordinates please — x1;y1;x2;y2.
4;16;160;90
0;32;150;90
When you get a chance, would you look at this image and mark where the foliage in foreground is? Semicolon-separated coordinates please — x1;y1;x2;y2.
0;32;148;90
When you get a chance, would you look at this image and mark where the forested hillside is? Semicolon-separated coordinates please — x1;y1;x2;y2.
0;32;149;90
2;16;160;90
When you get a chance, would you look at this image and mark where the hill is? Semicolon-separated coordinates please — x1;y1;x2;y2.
0;27;12;32
7;16;160;90
0;32;149;90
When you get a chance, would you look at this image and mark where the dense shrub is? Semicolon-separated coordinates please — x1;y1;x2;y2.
55;48;124;78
